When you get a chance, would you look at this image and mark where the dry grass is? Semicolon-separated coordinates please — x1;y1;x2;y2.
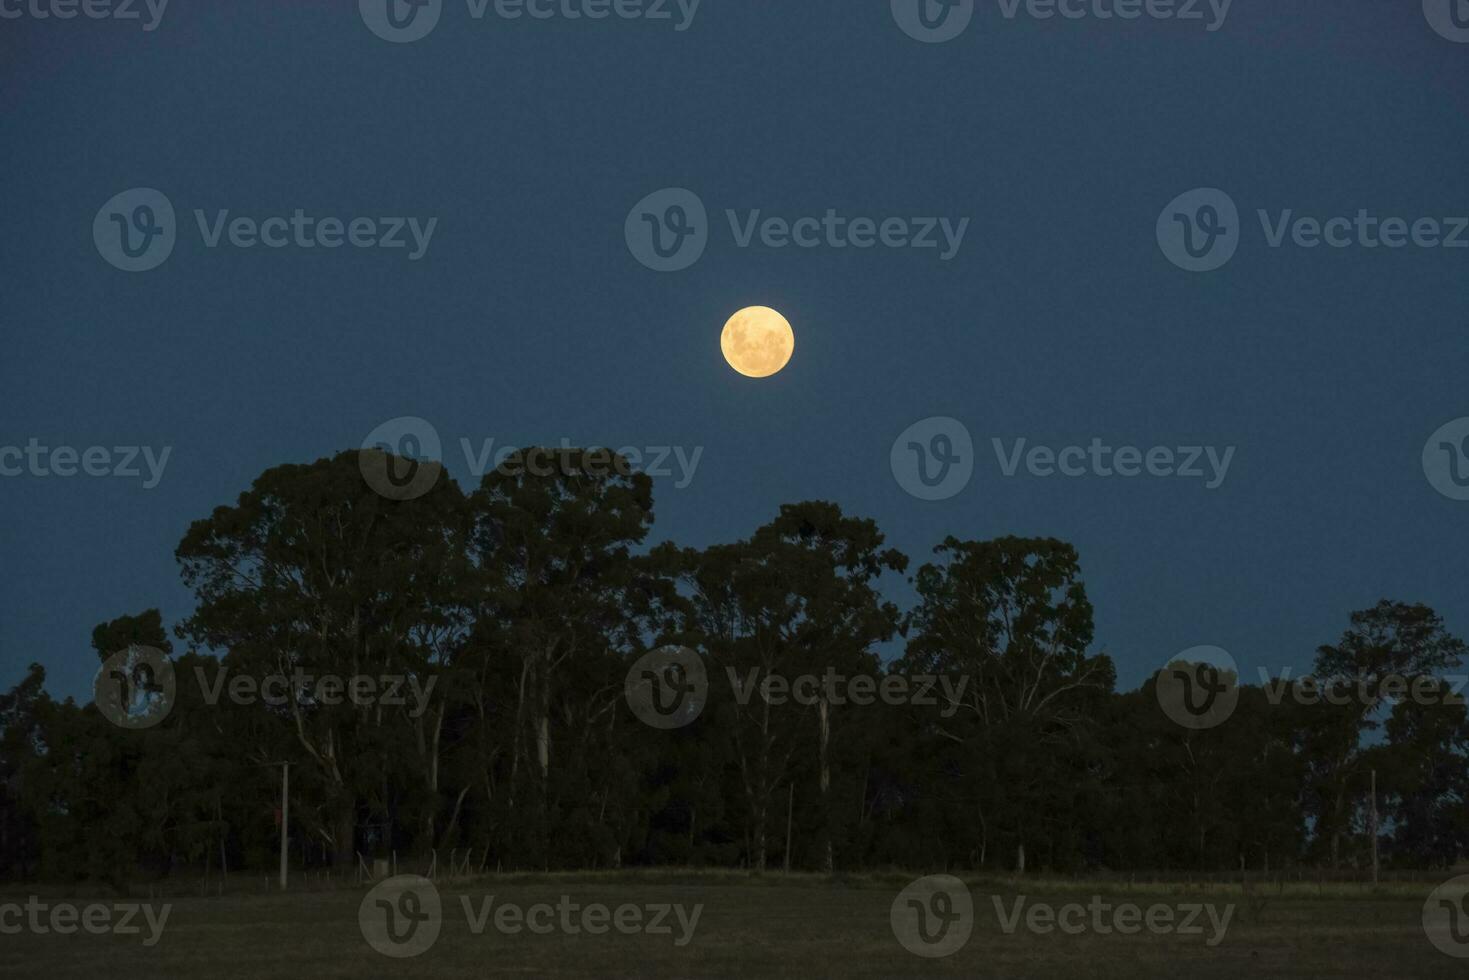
0;871;1459;979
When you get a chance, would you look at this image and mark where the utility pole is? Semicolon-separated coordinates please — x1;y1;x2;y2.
783;784;794;875
279;762;290;891
1369;768;1379;887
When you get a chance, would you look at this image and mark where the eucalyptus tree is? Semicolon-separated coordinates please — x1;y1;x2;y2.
901;536;1114;870
749;502;906;872
1308;601;1467;867
1372;681;1469;867
669;502;904;872
175;450;468;868
463;447;664;866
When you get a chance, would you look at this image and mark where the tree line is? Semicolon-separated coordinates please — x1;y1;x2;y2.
1;447;1466;886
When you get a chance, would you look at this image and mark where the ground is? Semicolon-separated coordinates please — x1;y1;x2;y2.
0;871;1460;978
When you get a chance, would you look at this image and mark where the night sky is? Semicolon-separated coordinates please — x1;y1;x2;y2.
3;1;1467;702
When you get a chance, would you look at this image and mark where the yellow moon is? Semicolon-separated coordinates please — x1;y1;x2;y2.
720;306;794;378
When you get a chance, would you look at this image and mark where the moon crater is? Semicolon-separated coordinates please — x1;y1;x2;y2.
721;306;794;378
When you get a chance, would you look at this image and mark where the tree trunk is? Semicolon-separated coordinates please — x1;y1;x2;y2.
333;802;355;871
752;801;767;873
818;696;833;875
536;656;552;786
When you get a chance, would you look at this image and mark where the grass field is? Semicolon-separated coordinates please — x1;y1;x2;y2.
1;871;1462;978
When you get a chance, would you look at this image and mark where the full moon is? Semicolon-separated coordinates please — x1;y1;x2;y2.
720;306;794;378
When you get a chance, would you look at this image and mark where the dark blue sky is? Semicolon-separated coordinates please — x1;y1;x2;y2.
3;1;1467;703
